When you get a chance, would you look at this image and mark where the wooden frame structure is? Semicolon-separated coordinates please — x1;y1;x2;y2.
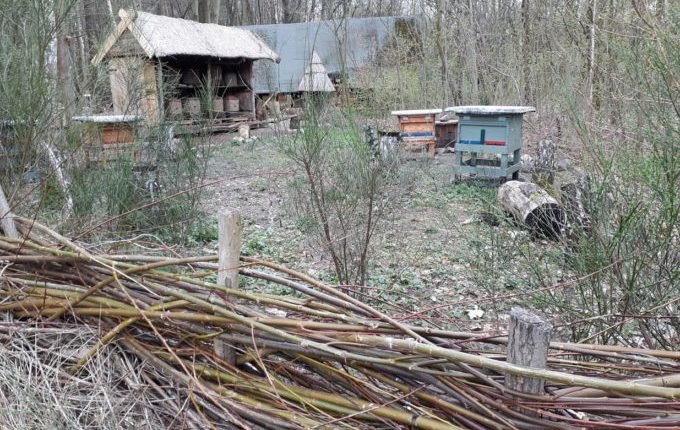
92;9;279;130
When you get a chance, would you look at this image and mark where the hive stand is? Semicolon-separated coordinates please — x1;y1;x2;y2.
445;106;535;180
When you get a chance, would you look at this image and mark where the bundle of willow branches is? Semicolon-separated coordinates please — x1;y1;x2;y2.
0;217;679;429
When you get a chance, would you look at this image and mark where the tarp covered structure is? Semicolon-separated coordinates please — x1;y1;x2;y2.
242;16;414;94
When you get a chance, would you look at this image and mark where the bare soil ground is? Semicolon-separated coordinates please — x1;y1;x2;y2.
198;130;561;331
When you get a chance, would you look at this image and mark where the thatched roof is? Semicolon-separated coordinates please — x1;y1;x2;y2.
92;9;280;65
297;51;335;92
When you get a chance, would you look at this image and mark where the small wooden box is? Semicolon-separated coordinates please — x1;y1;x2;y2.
435;119;458;148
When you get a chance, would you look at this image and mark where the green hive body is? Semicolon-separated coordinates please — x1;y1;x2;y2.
446;106;535;180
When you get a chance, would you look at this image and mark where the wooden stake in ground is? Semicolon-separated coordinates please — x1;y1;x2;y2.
505;307;552;395
0;182;18;239
214;210;241;364
534;139;556;186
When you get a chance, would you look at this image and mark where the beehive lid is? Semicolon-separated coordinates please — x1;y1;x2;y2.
445;106;535;115
72;115;142;124
391;109;442;116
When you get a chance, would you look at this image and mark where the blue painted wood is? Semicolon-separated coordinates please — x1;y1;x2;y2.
451;109;530;179
400;132;434;138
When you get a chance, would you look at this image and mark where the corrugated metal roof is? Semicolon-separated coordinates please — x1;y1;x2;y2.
93;9;280;65
242;16;413;94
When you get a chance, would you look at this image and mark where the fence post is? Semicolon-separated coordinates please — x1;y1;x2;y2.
0;183;19;239
505;307;552;395
214;210;241;364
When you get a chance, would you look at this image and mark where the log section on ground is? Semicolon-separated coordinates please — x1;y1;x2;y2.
498;180;565;237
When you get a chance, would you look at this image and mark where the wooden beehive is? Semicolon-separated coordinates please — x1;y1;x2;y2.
168;98;183;117
183;98;202;117
391;109;442;157
224;95;240;112
435;119;458;149
445;106;535;180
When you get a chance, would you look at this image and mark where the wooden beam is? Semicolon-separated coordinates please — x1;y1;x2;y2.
91;9;136;65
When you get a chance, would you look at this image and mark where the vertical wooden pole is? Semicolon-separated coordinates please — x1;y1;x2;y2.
214;210;241;364
0;183;19;239
505;307;552;395
534;139;556;186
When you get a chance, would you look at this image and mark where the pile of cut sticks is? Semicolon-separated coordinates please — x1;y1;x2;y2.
0;217;678;429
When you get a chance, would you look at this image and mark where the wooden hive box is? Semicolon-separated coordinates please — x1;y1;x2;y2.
391;109;442;157
445;106;535;180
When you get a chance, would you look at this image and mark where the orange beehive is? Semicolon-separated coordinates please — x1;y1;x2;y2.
391;109;442;157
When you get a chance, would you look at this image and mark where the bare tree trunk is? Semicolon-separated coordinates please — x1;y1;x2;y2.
282;0;294;23
434;0;449;108
194;0;220;23
521;0;532;104
588;0;597;107
56;5;74;122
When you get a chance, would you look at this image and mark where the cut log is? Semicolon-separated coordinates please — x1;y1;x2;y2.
498;180;565;237
505;307;552;396
0;182;19;239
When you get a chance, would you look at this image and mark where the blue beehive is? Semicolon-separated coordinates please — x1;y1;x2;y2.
445;106;535;180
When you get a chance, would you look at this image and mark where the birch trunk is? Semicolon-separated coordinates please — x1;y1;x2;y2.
498;181;565;237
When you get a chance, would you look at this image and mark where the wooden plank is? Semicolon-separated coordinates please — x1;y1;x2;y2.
101;125;134;144
109;57;131;115
142;61;159;123
399;115;435;124
91;9;136;65
401;122;435;133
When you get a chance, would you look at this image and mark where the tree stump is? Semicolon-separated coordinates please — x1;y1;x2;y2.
505;307;552;395
497;180;565;238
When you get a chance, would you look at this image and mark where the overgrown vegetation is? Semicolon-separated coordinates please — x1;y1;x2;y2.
282;98;403;285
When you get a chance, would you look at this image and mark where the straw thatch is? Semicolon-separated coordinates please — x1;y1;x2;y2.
92;9;280;65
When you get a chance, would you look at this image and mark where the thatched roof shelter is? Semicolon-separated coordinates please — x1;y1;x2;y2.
93;9;280;65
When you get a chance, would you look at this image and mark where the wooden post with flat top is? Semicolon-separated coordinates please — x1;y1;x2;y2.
214;210;241;364
505;307;552;395
0;183;19;239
